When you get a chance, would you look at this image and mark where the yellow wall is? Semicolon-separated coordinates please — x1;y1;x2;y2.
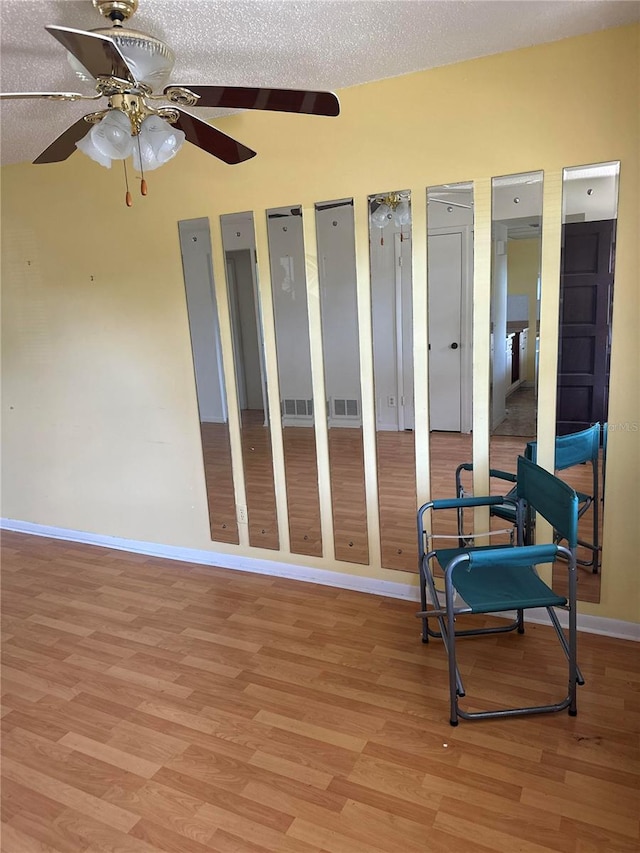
1;25;638;623
507;238;541;381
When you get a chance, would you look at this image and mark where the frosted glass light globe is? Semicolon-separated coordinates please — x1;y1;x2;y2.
91;110;134;160
370;202;391;229
132;115;185;171
393;200;411;227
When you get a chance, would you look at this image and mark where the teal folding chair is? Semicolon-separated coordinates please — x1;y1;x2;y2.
526;422;601;571
417;455;583;725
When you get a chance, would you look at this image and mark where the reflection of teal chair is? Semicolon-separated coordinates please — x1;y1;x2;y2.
456;422;602;570
454;464;527;546
417;455;582;725
526;422;601;572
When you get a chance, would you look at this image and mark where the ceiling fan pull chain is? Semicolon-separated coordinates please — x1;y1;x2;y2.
123;159;132;207
136;135;148;196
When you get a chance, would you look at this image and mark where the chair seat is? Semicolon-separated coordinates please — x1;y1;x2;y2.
451;562;567;613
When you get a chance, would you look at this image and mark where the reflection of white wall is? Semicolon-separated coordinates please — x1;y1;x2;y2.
220;212;257;251
178;218;226;424
316;202;362;427
267;209;314;422
563;174;619;221
491;223;508;429
507;294;529;322
427;196;474;228
493;178;543;220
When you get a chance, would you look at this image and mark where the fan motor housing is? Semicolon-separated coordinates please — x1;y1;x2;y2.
93;0;138;23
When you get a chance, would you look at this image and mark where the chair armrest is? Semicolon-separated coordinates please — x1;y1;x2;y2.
489;468;517;483
433;495;507;510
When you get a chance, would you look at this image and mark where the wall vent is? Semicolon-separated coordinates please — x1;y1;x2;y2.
333;398;360;418
282;399;314;417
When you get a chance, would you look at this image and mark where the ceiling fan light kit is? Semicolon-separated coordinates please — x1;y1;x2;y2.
1;0;340;206
370;191;412;245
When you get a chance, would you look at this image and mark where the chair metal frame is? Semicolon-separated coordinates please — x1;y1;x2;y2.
417;456;583;725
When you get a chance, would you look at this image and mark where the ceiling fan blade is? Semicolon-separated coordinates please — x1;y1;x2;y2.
173;110;256;165
33;117;91;164
0;91;89;101
46;25;135;83
166;85;340;117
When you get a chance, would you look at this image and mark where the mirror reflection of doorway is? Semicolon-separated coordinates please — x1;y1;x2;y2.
427;185;474;434
226;249;268;423
490;172;543;441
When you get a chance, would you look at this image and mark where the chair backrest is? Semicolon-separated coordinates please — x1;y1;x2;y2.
516;455;579;548
525;422;600;471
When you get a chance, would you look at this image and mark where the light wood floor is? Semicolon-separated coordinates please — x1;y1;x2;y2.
1;531;638;853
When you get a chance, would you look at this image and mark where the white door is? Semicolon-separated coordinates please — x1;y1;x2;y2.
428;231;462;431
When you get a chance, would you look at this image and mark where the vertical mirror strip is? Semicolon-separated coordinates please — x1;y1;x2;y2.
266;205;323;557
411;186;430;508
354;196;382;568
552;160;619;603
369;189;417;571
315;198;368;563
427;183;475;543
253;210;290;552
471;179;493;533
489;172;543;545
178;217;239;544
301;208;334;560
220;212;279;550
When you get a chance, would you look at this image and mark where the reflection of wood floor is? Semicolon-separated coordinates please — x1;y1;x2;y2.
3;529;637;853
492;385;537;437
200;421;602;602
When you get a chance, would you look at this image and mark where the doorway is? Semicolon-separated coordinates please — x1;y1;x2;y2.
225;248;269;424
427;225;473;432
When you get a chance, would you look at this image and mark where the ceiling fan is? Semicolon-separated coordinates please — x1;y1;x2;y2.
0;0;340;199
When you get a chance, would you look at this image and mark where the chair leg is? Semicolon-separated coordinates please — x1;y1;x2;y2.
517;608;525;634
419;562;429;644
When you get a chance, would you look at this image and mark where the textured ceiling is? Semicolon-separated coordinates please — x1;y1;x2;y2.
1;0;638;165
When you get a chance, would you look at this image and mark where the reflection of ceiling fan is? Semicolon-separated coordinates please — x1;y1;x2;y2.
0;0;339;187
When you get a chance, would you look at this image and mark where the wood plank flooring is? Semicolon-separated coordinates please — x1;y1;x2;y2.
2;531;638;853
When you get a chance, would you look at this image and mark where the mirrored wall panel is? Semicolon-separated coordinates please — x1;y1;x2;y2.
489;172;542;541
552;160;620;603
369;190;416;571
266;205;322;557
178;217;239;544
426;183;474;542
221;212;279;550
316;199;368;563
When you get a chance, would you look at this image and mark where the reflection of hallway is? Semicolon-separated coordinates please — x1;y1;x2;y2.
492;385;536;438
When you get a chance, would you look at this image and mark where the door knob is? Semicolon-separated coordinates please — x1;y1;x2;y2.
450;342;459;349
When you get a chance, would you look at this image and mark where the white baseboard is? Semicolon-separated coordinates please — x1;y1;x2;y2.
2;517;638;642
0;518;416;602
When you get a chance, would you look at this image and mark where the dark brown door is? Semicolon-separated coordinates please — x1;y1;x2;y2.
556;219;615;435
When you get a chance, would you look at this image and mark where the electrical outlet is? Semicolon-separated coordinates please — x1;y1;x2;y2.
236;505;248;524
388;395;396;407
